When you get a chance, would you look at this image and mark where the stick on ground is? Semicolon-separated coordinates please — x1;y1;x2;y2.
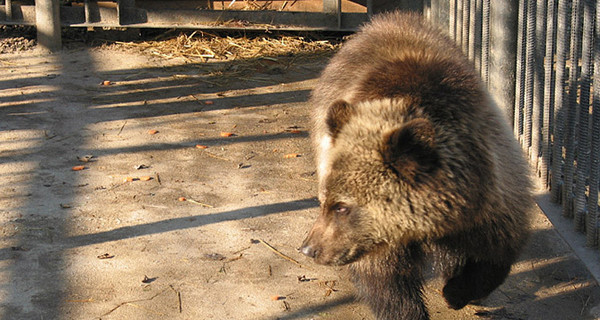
258;239;312;270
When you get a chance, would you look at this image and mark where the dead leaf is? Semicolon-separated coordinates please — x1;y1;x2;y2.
196;145;208;149
101;80;111;86
178;197;187;202
59;203;72;209
140;176;152;181
72;165;85;171
283;153;300;159
77;155;94;162
97;253;114;259
220;132;234;137
148;130;159;135
204;100;214;105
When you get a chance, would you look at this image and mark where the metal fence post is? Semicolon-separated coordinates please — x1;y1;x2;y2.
323;0;341;29
551;0;571;204
563;0;583;218
575;0;595;237
35;0;61;52
488;0;518;122
590;1;600;247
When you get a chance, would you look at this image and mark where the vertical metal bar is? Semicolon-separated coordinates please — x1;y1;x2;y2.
450;0;457;41
542;0;558;188
481;0;489;85
523;1;536;155
84;0;100;24
489;0;518;121
337;0;342;29
322;0;342;29
437;0;450;29
468;0;477;62
575;0;595;234
514;0;527;140
117;0;135;25
35;0;61;52
551;0;571;204
563;0;583;218
431;0;450;28
532;0;547;170
474;0;483;73
462;0;469;54
456;0;463;48
5;0;12;20
430;0;438;23
590;1;600;247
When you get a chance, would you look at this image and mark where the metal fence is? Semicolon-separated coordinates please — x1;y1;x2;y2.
427;0;600;248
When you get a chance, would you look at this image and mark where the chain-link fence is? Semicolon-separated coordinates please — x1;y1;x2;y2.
428;0;600;248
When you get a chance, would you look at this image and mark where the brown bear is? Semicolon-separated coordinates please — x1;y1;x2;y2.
300;12;534;320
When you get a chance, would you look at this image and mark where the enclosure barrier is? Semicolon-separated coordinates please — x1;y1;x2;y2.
428;0;600;250
0;0;428;50
0;0;437;51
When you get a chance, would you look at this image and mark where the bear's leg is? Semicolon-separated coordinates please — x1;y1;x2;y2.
350;244;429;320
442;258;512;310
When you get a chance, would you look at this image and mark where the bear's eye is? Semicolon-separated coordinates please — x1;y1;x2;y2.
333;203;350;215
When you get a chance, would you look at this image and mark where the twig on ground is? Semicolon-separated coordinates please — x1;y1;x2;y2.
258;239;312;270
117;120;127;135
99;287;170;318
186;198;214;208
202;150;231;162
169;285;183;313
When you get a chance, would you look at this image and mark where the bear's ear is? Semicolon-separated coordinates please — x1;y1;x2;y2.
383;118;440;182
326;100;355;138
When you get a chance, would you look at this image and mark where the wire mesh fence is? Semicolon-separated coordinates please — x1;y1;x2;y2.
428;0;600;247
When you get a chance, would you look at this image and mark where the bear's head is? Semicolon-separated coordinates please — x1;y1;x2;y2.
300;99;441;266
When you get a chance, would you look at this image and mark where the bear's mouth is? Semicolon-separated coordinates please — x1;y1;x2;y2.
326;247;365;266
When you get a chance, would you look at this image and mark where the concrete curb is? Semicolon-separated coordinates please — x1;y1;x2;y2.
537;192;600;285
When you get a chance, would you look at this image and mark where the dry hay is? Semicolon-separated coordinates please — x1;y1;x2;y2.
107;30;341;83
112;31;339;62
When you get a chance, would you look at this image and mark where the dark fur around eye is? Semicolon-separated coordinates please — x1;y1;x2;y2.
333;203;350;215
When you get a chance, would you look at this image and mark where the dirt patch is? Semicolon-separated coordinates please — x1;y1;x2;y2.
0;31;599;320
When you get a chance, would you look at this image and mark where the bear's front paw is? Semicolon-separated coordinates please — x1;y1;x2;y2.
442;277;472;310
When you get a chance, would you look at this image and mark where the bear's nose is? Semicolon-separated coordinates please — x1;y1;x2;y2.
299;245;317;258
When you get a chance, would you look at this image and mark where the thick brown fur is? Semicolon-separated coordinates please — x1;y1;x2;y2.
300;12;535;320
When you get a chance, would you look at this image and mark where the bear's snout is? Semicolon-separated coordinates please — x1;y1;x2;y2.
299;243;317;259
300;233;319;259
